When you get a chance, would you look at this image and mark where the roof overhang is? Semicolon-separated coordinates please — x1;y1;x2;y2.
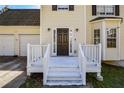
90;17;123;24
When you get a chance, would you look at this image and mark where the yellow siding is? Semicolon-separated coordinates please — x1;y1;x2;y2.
41;5;86;55
0;26;40;34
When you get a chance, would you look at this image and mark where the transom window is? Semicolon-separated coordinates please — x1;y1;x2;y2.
97;5;115;16
94;29;100;44
107;28;116;48
57;5;69;10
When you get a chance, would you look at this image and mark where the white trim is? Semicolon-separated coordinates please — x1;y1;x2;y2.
118;22;120;60
40;5;42;45
102;20;106;60
84;5;87;44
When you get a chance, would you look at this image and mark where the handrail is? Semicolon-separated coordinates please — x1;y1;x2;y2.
27;43;50;79
43;44;50;85
27;43;31;68
98;43;101;67
43;44;50;59
78;44;86;85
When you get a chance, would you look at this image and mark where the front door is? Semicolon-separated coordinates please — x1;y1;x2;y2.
57;28;69;56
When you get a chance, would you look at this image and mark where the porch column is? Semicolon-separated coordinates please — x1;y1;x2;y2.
118;21;121;60
101;20;106;60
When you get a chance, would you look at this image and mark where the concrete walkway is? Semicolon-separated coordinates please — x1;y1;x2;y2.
0;57;26;88
104;60;124;67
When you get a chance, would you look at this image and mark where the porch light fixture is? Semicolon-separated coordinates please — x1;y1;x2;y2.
48;28;51;31
75;28;79;32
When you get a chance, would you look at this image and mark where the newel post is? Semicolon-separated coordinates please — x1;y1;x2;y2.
27;43;31;76
96;43;103;81
99;43;102;66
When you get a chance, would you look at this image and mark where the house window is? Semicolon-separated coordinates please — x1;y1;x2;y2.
94;29;100;44
52;5;74;11
57;5;69;10
107;28;116;48
97;5;115;16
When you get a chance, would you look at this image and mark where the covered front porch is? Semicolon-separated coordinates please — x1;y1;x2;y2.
27;43;102;86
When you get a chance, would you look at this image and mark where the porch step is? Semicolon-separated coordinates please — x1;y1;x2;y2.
45;57;83;86
47;71;81;78
47;77;82;81
46;80;83;86
49;64;79;68
49;67;79;72
46;71;82;85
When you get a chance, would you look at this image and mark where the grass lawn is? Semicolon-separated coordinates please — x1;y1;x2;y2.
20;63;124;88
87;64;124;88
20;74;43;88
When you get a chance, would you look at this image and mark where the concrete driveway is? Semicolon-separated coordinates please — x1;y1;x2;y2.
0;56;27;88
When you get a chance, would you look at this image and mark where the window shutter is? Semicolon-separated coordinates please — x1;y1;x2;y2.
92;5;96;16
69;5;74;11
115;5;120;16
52;5;57;11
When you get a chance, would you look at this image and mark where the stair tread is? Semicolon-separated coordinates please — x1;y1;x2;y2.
49;59;79;68
49;63;79;67
48;71;81;77
47;77;82;81
46;80;83;85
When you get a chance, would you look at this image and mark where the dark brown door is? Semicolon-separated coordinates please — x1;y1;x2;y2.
57;28;69;56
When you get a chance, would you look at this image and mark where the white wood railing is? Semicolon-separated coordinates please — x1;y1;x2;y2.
81;44;101;68
43;44;50;85
79;43;102;84
27;44;50;79
78;44;86;85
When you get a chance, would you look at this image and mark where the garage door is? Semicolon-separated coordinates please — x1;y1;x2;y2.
0;35;15;56
20;35;40;56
